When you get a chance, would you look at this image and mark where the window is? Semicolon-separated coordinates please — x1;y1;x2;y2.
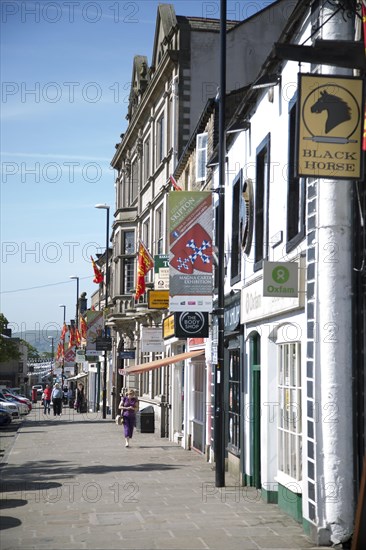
278;342;302;481
156;114;165;164
231;171;242;283
131;160;138;204
287;98;305;251
228;349;240;451
196;133;208;182
254;134;270;270
143;137;150;183
155;206;164;255
121;230;135;295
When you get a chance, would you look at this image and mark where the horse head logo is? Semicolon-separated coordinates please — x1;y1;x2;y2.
310;90;351;134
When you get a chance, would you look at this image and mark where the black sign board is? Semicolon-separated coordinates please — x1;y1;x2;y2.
95;337;112;351
175;312;209;338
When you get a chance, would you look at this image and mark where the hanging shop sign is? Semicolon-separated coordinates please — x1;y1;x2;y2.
95;337;112;351
162;312;209;339
163;314;175;339
169;191;213;312
141;327;164;352
148;290;169;309
263;261;298;298
154;254;169;289
119;350;135;359
175;312;209;338
297;73;364;180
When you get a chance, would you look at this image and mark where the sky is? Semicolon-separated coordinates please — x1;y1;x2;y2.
1;0;275;341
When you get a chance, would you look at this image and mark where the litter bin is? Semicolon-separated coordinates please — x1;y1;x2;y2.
136;406;155;433
31;387;38;403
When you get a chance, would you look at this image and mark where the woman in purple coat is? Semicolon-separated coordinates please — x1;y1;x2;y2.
119;389;138;447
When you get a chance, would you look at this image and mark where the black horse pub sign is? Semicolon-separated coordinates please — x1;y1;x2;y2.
297;74;364;180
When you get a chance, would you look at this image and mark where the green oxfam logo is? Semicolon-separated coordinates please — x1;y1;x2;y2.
272;266;290;284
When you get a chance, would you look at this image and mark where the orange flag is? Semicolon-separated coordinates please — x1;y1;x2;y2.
169;174;182;191
91;255;104;284
80;315;87;340
60;322;68;341
135;242;154;301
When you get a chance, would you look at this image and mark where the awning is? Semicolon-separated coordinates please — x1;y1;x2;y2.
66;372;88;381
121;350;205;375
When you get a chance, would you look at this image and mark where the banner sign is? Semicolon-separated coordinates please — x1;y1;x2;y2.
154;254;169;289
297;73;364;180
85;310;104;355
169;191;213;312
263;261;298;297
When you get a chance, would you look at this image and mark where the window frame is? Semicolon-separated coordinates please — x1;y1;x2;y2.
121;229;135;295
196;132;208;182
277;341;302;483
286;95;306;252
254;133;271;272
231;170;242;284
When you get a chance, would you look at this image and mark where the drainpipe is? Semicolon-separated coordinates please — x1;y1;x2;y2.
315;3;354;544
172;74;179;168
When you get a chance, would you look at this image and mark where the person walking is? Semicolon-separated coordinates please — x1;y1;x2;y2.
75;383;85;413
42;384;51;414
51;383;63;416
119;389;138;447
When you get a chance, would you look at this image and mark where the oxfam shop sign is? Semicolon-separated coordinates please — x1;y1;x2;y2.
263;261;298;297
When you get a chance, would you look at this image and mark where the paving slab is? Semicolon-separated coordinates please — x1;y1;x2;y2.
0;406;331;550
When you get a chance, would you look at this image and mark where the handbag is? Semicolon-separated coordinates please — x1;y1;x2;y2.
115;415;124;426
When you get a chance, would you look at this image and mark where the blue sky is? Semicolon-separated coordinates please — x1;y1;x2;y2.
1;0;274;338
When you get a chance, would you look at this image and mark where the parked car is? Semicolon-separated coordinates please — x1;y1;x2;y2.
0;398;20;420
0;407;12;427
2;391;32;412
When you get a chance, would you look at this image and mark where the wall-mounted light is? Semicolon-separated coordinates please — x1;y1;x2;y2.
252;74;281;89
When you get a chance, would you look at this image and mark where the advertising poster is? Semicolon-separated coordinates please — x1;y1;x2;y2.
85;310;104;356
169;191;213;312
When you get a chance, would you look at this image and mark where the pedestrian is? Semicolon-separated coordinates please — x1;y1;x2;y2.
67;387;73;408
42;384;51;414
51;383;63;416
75;383;85;413
119;389;139;447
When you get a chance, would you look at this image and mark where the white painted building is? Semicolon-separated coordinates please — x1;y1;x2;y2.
209;0;365;545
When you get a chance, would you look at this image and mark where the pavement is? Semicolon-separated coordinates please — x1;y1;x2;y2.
0;405;331;550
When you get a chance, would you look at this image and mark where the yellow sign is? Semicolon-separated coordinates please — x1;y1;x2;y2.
297;74;364;180
148;290;169;309
163;314;175;339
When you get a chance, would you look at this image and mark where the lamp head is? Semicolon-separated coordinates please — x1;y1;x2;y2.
69;276;79;280
95;203;110;210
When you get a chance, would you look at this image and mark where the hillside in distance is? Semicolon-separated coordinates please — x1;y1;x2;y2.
13;329;60;355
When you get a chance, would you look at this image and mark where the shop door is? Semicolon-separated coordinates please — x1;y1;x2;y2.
250;334;261;489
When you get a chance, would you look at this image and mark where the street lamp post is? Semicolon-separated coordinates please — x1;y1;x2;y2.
95;203;110;420
69;276;80;377
48;336;54;381
59;304;66;389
